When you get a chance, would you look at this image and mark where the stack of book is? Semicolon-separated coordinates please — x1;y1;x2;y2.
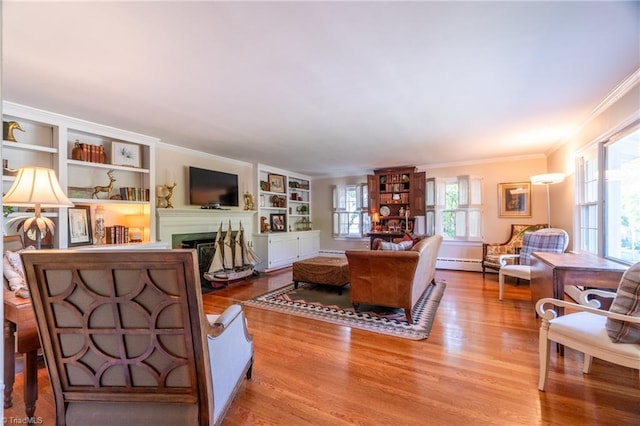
119;187;149;201
105;225;129;244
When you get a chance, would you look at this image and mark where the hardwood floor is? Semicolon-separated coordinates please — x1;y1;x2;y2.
4;269;639;424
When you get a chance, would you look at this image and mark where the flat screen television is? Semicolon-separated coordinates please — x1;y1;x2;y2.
188;166;239;207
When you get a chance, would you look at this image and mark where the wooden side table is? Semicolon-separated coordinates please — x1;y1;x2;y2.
530;251;627;315
4;290;40;418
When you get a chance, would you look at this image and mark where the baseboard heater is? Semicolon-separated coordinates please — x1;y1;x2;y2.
436;257;483;272
318;250;346;256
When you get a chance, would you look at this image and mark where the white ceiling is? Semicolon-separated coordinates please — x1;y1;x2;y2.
2;1;639;177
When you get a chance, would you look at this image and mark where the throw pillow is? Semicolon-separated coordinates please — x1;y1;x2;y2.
372;238;385;250
3;247;35;298
379;240;413;251
606;262;640;343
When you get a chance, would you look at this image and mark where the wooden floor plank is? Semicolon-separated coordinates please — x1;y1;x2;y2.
4;269;639;424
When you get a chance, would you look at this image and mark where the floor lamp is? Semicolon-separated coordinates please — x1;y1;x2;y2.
3;167;74;249
530;173;565;228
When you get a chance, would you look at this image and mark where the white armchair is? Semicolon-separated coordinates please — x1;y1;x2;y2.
535;266;640;391
498;228;569;300
206;305;254;425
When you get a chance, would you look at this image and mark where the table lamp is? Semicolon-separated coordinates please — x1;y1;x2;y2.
372;212;380;232
125;214;149;243
530;173;565;227
3;167;74;249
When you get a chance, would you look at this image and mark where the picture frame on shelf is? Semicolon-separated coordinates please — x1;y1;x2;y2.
111;141;141;168
68;205;93;246
498;182;532;218
268;174;285;193
270;213;286;232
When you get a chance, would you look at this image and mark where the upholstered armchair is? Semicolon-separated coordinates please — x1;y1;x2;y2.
535;261;640;391
21;249;253;426
498;228;569;300
482;224;547;276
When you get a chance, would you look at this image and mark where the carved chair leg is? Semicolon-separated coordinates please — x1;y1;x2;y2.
23;350;38;418
4;320;16;408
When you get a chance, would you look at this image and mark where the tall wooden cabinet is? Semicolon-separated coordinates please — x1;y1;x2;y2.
2;102;158;248
368;166;426;232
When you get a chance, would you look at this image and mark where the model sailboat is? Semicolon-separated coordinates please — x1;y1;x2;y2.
203;221;261;283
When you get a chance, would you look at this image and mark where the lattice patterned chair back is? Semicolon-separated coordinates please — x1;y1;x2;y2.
22;249;216;426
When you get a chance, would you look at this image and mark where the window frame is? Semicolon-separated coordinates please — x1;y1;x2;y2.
332;183;369;239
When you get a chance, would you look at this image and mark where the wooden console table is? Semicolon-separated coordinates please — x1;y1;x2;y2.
4;291;40;418
530;252;628;316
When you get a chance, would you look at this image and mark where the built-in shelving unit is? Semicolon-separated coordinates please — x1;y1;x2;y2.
2;102;158;248
254;163;318;271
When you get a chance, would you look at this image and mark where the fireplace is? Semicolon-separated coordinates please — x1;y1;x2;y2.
156;209;256;286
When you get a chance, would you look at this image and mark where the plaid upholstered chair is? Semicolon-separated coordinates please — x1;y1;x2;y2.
21;249;253;426
482;224;548;277
498;228;569;300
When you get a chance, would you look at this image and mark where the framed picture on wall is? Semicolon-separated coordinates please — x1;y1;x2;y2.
498;182;531;218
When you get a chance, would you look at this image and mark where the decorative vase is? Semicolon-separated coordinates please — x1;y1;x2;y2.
72;140;85;161
94;205;105;244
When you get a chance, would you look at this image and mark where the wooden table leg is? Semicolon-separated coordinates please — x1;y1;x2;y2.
23;350;38;418
4;320;16;409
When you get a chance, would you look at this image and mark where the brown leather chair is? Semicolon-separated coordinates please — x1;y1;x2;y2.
22;249;253;426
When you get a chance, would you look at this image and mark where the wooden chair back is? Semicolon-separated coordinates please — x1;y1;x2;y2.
21;249;214;426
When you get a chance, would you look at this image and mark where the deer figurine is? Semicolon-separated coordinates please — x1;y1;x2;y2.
92;169;116;199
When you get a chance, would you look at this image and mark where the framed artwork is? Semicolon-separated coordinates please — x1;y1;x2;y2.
270;213;286;232
111;141;141;168
68;205;93;246
498;182;532;218
268;174;285;193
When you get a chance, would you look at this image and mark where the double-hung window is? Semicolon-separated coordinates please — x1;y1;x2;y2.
576;124;640;264
332;184;368;238
426;175;482;241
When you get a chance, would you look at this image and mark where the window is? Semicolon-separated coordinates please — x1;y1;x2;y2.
332;184;368;238
605;127;640;263
576;146;599;254
426;175;482;241
576;124;640;264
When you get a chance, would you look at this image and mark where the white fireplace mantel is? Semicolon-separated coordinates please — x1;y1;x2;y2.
156;209;257;246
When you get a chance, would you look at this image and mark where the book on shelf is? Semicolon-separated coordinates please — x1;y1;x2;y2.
105;225;129;244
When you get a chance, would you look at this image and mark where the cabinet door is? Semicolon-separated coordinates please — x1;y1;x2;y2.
367;174;378;215
411;171;426;216
297;232;319;259
269;234;298;268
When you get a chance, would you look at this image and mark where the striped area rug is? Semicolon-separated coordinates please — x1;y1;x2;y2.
244;280;446;340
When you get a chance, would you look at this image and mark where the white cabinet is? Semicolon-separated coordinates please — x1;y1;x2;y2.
254;230;320;272
2;102;158;248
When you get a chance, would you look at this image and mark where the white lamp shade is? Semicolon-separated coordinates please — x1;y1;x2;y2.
3;167;74;207
530;173;565;185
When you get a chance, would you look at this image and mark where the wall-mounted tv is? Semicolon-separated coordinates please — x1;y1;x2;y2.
188;166;239;207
